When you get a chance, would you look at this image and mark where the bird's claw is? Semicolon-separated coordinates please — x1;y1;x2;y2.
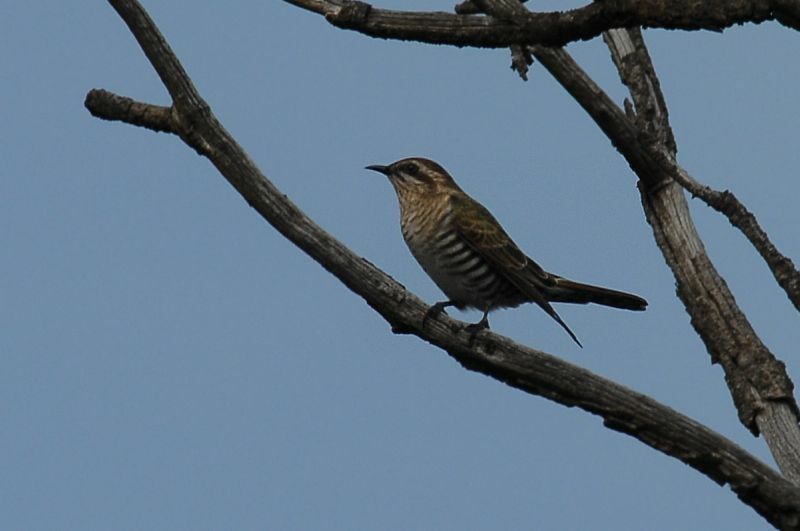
464;318;490;346
422;301;451;329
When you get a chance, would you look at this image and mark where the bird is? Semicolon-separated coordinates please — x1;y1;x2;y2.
366;157;647;347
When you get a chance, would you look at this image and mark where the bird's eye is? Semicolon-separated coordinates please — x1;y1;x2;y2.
402;162;419;176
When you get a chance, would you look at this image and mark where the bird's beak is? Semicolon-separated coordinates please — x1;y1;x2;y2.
365;164;390;176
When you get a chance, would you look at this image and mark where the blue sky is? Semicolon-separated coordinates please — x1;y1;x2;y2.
3;2;799;529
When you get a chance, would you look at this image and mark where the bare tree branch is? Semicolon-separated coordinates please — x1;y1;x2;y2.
599;28;800;481
603;28;677;154
657;153;800;313
528;43;798;446
601;28;800;314
774;0;800;30
83;91;172;133
283;0;794;48
87;1;800;526
469;0;536;79
455;0;529;16
471;0;531;18
530;46;666;187
459;5;800;471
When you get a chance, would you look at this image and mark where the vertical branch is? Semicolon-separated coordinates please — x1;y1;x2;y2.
603;28;676;154
602;27;800;482
456;8;800;478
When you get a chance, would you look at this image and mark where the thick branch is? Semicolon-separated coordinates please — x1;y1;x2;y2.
456;0;530;16
530;45;798;436
603;28;677;154
284;0;791;48
87;80;800;529
774;0;800;30
90;1;800;526
602;29;800;314
531;47;665;187
470;0;531;19
600;28;800;481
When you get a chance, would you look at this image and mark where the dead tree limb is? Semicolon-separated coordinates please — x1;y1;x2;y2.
603;27;800;481
283;0;799;48
459;0;800;474
86;0;800;527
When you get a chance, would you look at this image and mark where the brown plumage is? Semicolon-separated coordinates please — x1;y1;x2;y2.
367;157;647;347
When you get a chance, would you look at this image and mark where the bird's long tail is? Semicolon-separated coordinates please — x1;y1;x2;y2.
537;302;583;348
546;278;648;311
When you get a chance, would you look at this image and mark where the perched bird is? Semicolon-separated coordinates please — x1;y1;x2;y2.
367;157;647;347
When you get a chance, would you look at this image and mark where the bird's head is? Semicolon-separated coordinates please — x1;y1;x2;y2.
366;157;459;199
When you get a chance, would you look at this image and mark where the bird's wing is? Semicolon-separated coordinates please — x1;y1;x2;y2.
450;194;552;293
451;194;582;347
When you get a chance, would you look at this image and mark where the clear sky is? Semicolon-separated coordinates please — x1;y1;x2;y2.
3;2;799;530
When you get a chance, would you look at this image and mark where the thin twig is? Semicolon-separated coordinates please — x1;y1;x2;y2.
470;0;535;79
658;151;800;313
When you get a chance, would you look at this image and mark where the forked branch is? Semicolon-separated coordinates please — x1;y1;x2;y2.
658;153;800;313
458;0;799;476
87;0;800;527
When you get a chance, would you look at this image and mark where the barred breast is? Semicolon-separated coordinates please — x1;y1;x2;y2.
399;200;519;310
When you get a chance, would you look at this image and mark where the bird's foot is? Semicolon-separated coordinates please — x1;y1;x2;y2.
423;301;454;329
464;316;490;346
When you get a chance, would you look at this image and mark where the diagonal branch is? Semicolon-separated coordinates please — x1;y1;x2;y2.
600;28;800;482
454;4;800;465
658;153;800;313
531;46;665;187
602;28;799;314
89;1;800;527
530;41;798;430
283;0;794;49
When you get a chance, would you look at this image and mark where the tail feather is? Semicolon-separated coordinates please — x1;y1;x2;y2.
547;305;583;348
531;297;584;348
547;278;647;311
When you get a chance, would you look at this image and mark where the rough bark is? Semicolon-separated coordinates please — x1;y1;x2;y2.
602;27;800;481
460;0;800;482
283;0;798;48
85;0;800;527
86;80;800;528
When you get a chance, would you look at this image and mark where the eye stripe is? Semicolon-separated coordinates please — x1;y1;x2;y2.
403;163;419;175
397;162;433;184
